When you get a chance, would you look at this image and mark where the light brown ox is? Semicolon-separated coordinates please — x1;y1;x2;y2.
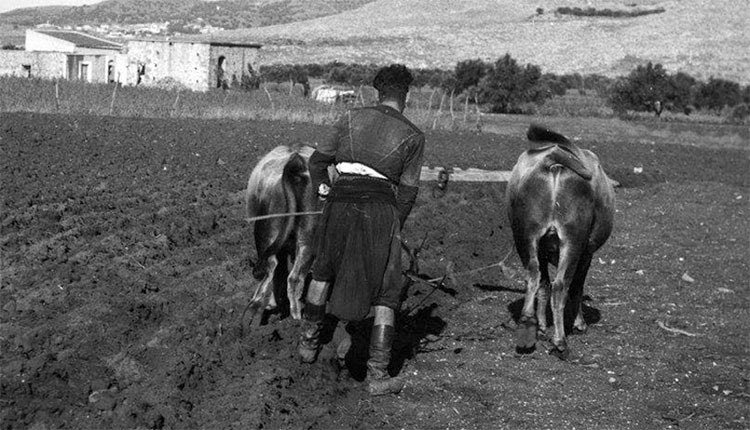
244;144;321;324
506;125;615;359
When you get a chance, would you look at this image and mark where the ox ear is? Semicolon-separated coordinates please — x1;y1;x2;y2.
527;124;570;145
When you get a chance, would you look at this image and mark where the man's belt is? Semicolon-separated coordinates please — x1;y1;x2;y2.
329;174;397;206
336;162;388;180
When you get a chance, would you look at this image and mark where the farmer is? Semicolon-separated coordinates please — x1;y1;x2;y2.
298;64;425;396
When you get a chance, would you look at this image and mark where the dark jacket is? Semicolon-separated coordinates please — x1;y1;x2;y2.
309;105;425;226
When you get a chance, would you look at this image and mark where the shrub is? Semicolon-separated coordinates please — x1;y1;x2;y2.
153;77;188;91
607;62;670;114
477;54;550;113
454;59;489;94
583;74;614;96
726;103;750;124
693;77;743;112
664;71;698;112
556;6;665;18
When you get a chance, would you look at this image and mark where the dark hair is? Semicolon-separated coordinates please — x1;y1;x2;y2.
373;64;413;98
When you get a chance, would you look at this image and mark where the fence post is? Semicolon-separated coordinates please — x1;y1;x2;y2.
463;95;469;124
432;92;445;130
449;89;455;122
263;83;275;111
474;95;482;131
171;91;180;117
109;81;117;115
55;80;60;112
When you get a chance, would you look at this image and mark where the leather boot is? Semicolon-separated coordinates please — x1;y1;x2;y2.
298;303;326;363
366;324;404;396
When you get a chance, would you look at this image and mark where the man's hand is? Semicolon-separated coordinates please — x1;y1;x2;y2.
317;183;331;201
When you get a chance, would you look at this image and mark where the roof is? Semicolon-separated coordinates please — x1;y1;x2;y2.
207;40;262;49
36;30;122;50
132;37;261;49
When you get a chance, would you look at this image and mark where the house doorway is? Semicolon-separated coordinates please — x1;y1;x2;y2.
79;62;90;81
217;56;227;89
107;60;115;83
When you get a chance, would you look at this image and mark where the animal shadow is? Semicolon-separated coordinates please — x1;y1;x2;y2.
507;296;601;334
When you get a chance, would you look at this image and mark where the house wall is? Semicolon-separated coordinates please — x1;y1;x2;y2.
124;40;211;91
66;54;112;83
0;51;68;79
208;45;260;90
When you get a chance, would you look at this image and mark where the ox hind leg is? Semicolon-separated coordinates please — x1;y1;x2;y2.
247;216;287;326
247;254;279;327
516;235;544;354
549;242;584;360
568;252;593;334
286;241;314;320
535;255;552;341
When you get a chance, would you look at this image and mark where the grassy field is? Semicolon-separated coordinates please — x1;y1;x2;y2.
2;76;747;152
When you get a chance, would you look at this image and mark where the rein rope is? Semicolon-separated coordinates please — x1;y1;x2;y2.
245;211;323;223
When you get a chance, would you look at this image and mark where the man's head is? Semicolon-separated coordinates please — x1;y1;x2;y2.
373;64;413;112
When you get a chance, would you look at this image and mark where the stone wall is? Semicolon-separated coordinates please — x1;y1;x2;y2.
124;41;212;91
208;45;260;90
0;51;68;79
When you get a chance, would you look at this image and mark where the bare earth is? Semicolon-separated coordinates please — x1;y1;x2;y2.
1;112;748;429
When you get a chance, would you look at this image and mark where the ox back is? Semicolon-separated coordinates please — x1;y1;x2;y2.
245;145;319;324
506;125;615;359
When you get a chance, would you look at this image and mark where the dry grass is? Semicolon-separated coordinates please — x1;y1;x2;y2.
214;0;749;85
2;76;746;151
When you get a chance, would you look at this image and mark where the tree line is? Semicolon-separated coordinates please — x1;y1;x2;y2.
254;57;749;121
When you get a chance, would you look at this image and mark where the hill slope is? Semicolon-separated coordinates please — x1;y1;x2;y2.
0;0;375;29
214;0;750;84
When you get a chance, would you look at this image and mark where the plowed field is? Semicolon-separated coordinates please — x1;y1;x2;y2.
1;112;748;429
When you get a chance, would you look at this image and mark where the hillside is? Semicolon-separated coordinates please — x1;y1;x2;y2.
0;0;375;29
212;0;750;85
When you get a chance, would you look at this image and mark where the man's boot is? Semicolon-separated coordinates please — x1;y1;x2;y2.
298;303;326;363
366;324;404;396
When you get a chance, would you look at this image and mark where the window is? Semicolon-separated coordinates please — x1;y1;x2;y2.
22;64;31;78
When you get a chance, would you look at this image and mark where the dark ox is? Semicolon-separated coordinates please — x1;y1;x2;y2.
507;125;615;359
245;144;321;323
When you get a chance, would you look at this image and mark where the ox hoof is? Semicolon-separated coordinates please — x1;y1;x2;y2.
549;343;570;361
515;316;537;354
572;319;588;335
572;325;588;335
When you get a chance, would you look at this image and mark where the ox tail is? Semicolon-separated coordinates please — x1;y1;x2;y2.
527;124;570;145
527;124;593;181
277;150;308;244
543;147;593;180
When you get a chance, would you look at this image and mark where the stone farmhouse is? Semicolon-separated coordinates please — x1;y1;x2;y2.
0;29;262;92
125;39;262;91
0;29;122;83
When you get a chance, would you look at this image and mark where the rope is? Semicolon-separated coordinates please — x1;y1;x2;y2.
424;248;515;283
245;210;323;223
